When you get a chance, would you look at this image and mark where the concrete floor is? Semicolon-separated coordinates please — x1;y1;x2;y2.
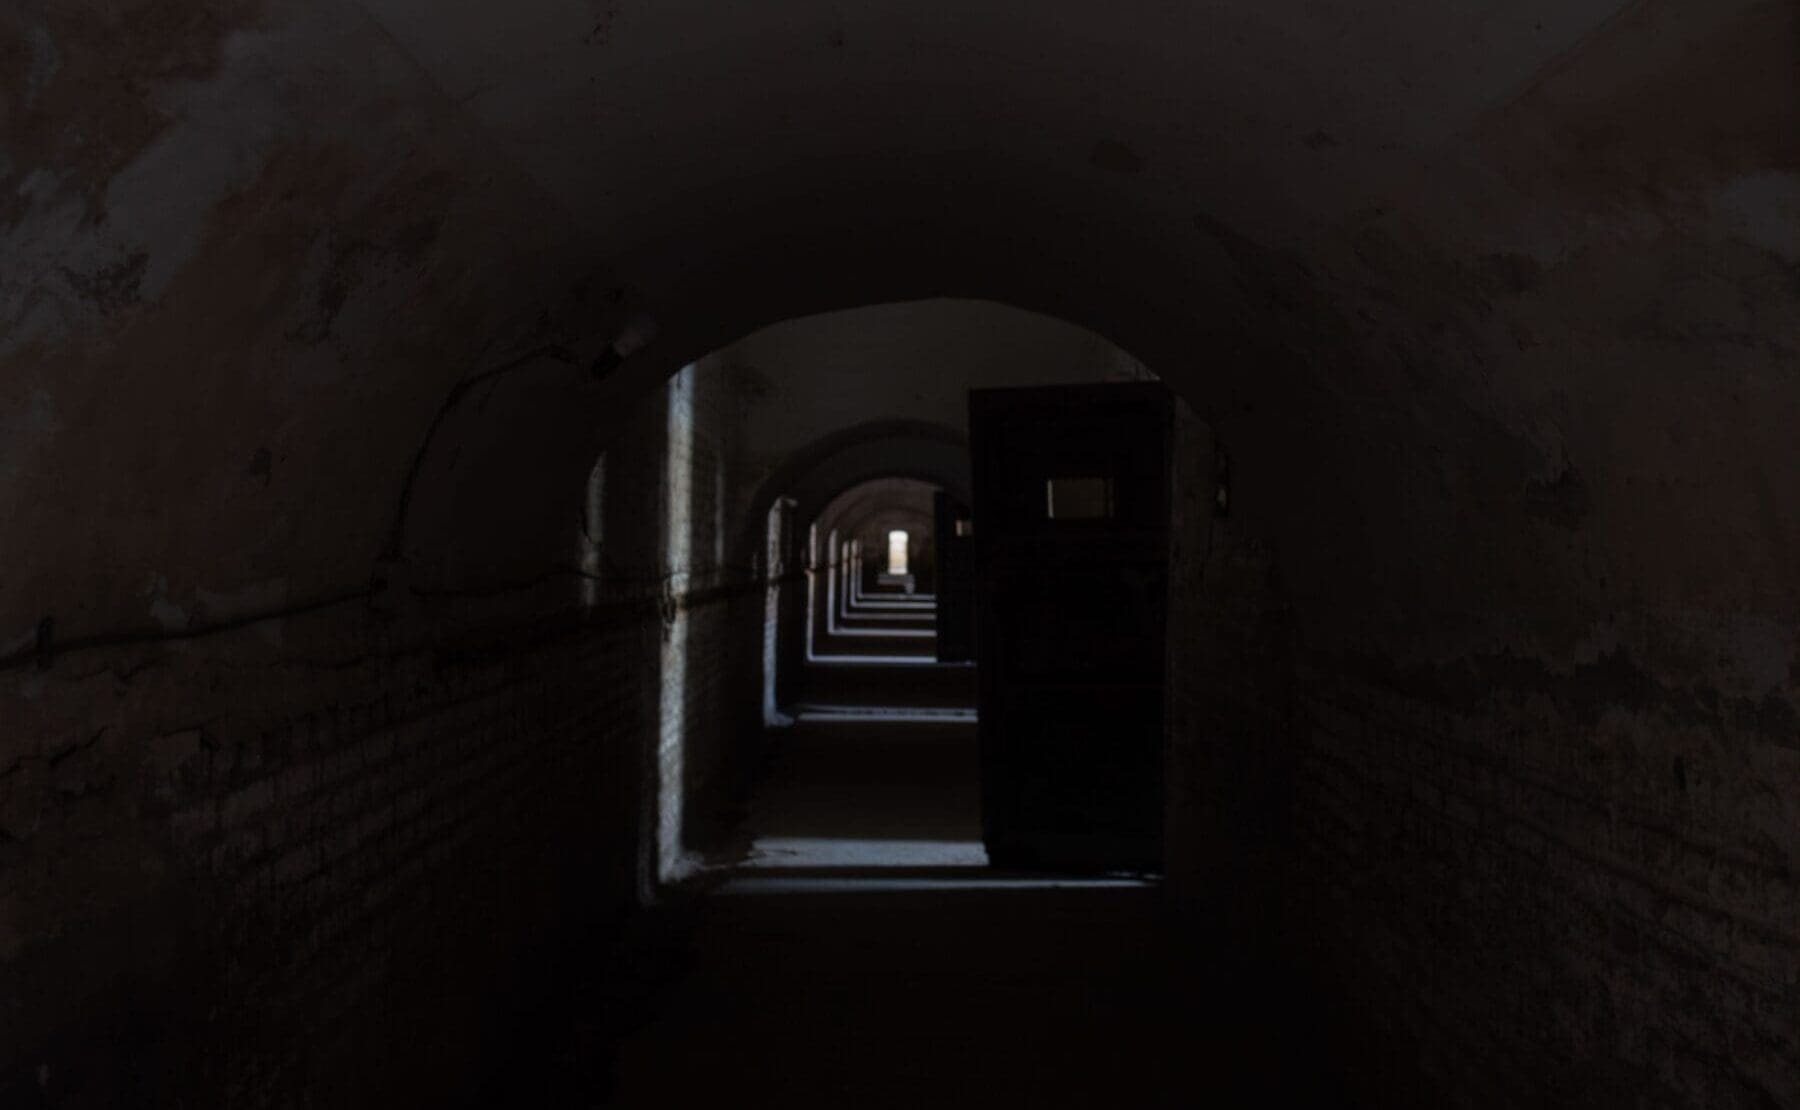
603;882;1337;1108
739;713;988;870
498;656;1355;1107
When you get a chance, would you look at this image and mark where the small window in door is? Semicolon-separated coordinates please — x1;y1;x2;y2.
1045;477;1114;520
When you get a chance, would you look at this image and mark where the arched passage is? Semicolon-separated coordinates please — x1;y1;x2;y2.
804;477;945;659
5;4;1796;1104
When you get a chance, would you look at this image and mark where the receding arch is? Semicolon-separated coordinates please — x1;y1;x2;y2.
734;419;971;571
388;297;1176;611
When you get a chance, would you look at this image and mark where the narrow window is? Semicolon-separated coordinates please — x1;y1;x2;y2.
1045;477;1114;520
580;454;606;607
886;529;910;576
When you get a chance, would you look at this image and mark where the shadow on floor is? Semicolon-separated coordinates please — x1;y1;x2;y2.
475;659;1411;1107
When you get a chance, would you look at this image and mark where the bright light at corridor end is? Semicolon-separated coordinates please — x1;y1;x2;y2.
887;529;909;576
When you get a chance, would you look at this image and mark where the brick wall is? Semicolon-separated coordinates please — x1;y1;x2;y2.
1165;517;1296;942
1287;662;1798;1108
1167;513;1799;1107
0;362;773;1107
0;602;669;1106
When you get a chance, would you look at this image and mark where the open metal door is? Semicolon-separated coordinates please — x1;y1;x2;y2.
934;491;977;663
969;382;1172;873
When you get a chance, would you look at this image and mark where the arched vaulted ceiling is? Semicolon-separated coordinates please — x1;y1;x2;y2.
1;10;1794;1104
813;478;939;555
3;0;1795;687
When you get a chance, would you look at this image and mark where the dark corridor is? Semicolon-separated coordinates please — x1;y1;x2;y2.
6;5;1796;1106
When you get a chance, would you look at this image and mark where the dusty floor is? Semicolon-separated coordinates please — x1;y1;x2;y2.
602;881;1333;1108
496;655;1357;1107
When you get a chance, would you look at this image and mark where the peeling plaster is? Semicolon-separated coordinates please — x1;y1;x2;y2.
1570;613;1796;696
100;39;286;305
148;599;191;633
22;22;60;107
196;581;291;647
144;576;190;633
0;388;61;504
0;626;34;661
1715;171;1800;264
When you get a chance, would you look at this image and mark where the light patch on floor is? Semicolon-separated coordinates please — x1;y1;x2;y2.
795;704;978;723
719;875;1156;895
742;836;989;869
821;624;937;638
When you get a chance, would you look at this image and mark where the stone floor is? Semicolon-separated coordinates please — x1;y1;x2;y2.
492;656;1358;1107
603;881;1323;1108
